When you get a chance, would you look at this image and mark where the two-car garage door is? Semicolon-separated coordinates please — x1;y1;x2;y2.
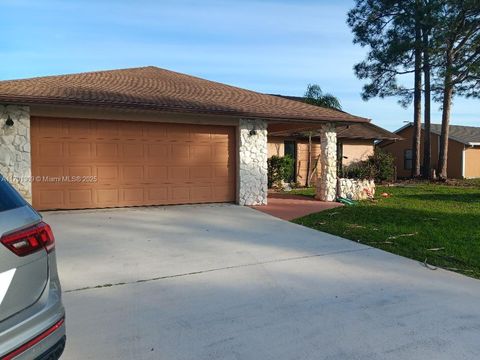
31;117;236;210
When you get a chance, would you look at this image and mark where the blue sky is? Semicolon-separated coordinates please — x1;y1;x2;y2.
1;0;478;131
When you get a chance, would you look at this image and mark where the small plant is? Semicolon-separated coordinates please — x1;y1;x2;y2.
267;155;294;188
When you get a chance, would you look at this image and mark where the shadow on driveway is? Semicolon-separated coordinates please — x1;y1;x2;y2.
42;204;480;360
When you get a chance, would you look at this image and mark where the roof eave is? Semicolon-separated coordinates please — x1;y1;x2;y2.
338;135;403;141
393;122;413;134
0;96;370;124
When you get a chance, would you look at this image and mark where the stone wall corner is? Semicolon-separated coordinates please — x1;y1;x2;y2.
0;105;32;203
238;119;268;206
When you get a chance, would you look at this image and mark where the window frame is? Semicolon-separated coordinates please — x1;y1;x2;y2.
404;149;413;171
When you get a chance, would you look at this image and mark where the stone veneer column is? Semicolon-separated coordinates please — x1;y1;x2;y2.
0;105;32;203
238;119;268;205
316;123;337;202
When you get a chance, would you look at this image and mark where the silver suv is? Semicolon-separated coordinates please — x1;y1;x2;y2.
0;176;65;360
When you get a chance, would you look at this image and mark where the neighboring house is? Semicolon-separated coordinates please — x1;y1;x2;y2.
379;123;480;179
268;94;400;185
0;66;369;210
268;123;400;186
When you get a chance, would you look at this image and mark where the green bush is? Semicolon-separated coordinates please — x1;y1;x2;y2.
371;148;396;182
268;155;295;188
342;148;395;183
342;161;376;180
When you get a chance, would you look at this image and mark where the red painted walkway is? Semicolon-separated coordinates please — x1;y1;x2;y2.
251;193;343;221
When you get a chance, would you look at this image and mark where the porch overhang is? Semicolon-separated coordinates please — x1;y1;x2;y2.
268;121;401;142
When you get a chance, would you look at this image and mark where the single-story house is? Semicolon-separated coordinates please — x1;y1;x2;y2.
0;66;372;210
379;122;480;179
268;122;400;185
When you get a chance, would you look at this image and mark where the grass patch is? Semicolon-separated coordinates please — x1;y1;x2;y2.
288;187;316;197
292;184;480;279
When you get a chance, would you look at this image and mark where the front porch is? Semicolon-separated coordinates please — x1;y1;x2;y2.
263;121;400;204
266;121;341;202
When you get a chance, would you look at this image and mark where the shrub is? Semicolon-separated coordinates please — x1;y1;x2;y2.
268;155;295;188
342;161;376;180
342;148;395;183
371;148;396;182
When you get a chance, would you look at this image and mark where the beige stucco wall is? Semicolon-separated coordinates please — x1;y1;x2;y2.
341;140;374;166
381;126;416;178
447;140;464;179
465;147;480;178
381;126;464;178
267;137;285;158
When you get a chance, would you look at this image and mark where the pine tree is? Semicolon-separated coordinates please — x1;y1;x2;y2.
348;0;423;177
433;0;480;179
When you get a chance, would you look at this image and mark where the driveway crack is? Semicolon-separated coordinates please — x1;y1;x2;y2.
64;247;372;293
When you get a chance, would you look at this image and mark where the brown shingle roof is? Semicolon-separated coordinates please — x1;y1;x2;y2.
0;66;368;123
337;123;402;141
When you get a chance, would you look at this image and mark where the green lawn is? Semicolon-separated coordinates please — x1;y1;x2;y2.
291;184;480;279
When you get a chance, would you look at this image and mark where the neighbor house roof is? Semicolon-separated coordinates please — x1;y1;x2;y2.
0;67;369;124
395;122;480;145
428;124;480;145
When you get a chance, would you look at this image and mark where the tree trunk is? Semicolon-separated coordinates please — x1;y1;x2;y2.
438;86;453;180
438;85;453;180
423;26;432;179
306;132;312;187
438;50;454;180
412;0;423;178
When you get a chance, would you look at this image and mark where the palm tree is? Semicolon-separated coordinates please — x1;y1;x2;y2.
304;84;342;110
303;84;342;186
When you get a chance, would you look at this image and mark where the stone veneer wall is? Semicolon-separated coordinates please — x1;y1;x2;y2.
0;105;32;202
315;123;337;202
337;178;375;200
238;119;268;205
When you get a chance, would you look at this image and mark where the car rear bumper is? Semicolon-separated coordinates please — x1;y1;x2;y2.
0;272;65;360
35;336;66;360
3;320;65;360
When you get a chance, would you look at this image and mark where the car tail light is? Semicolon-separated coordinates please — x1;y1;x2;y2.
0;222;55;257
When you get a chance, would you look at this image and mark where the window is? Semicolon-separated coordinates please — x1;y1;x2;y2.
404;149;413;170
283;141;296;182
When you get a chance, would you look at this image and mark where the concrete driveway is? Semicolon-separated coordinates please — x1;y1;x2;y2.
43;204;480;360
